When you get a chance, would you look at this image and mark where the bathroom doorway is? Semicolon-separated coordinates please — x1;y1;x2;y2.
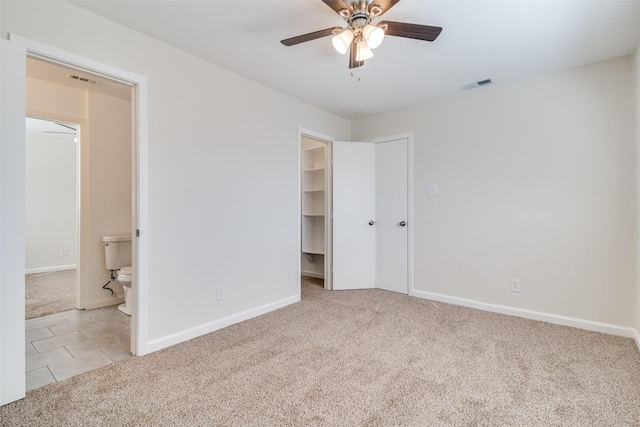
2;36;149;403
26;56;134;312
23;55;137;390
25;116;79;320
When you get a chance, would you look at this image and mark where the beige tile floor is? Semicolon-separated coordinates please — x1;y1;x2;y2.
25;304;132;391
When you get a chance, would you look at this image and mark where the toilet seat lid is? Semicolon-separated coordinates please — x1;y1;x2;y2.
119;266;133;275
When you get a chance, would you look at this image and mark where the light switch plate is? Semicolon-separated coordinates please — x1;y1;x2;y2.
427;184;439;196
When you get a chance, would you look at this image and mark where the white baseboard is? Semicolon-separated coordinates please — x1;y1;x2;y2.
301;270;324;279
84;296;124;310
25;264;77;274
412;289;639;343
144;294;300;354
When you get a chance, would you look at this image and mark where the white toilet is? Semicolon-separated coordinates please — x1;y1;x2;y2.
102;235;133;316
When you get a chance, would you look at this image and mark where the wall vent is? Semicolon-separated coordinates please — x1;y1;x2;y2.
461;78;494;92
68;74;100;85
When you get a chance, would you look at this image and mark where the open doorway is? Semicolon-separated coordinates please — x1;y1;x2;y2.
25;117;79;319
24;57;136;391
299;130;333;293
1;36;149;404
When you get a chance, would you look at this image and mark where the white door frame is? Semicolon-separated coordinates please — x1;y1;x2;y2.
7;35;150;360
369;133;414;295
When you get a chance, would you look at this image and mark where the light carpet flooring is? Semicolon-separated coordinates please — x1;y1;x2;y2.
25;270;76;319
2;278;640;425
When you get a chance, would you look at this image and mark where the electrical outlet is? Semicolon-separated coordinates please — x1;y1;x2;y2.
60;249;68;257
216;286;225;301
510;279;521;293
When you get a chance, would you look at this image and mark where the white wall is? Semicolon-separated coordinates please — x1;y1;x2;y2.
83;91;132;309
25;128;77;272
1;0;349;349
27;77;87;120
353;56;635;328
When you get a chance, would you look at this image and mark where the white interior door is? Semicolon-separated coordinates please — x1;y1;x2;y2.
0;38;27;405
332;141;376;290
375;139;408;294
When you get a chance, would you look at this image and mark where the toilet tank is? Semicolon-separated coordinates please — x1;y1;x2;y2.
102;235;132;270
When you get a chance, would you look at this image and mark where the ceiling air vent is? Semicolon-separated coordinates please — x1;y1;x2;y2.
68;74;100;85
461;78;494;92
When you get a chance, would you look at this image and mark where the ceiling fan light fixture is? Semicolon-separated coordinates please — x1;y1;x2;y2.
332;28;354;55
280;1;443;70
355;40;374;61
362;24;385;49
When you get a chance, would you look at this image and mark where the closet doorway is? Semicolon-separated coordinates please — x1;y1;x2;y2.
298;131;413;295
300;132;333;290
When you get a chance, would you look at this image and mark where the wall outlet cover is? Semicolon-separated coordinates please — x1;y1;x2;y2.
427;184;439;196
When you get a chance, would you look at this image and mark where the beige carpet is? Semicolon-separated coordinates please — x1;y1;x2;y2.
3;278;640;426
25;270;76;320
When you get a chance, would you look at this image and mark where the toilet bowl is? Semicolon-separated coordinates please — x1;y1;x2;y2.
117;265;133;315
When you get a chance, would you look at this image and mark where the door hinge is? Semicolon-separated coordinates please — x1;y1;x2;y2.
136;229;140;237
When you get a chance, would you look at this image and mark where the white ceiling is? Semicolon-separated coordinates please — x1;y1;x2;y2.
69;0;640;120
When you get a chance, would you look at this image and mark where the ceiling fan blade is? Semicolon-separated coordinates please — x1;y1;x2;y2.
349;40;364;69
380;21;442;42
369;0;400;16
281;27;340;46
55;122;76;131
321;0;349;14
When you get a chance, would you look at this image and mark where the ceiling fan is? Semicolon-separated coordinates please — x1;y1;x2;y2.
281;0;442;69
43;122;77;135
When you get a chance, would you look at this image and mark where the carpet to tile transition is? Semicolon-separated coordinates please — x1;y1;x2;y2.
25;269;76;319
3;278;640;425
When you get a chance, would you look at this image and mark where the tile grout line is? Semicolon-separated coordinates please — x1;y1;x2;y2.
46;365;59;384
62;345;75;361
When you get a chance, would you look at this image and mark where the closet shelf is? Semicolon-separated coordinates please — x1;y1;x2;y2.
302;248;325;256
302;167;325;172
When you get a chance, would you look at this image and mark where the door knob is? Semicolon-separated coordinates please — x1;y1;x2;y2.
369;220;375;226
399;221;407;227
